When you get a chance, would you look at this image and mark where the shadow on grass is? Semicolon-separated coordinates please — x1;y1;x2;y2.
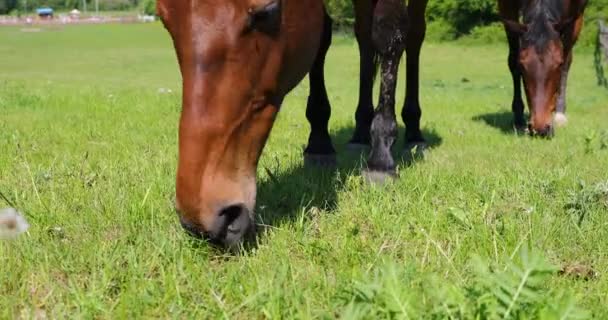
256;126;444;230
399;127;443;166
181;126;444;252
473;111;526;135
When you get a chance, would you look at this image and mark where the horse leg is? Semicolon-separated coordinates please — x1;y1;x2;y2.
507;32;526;131
304;10;336;167
554;50;573;127
555;16;584;127
348;0;377;149
499;1;526;131
402;0;428;152
364;0;407;183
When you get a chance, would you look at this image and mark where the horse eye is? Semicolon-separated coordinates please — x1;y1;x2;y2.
519;53;530;66
245;1;281;34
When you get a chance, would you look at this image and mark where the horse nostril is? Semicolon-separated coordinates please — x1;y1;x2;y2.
220;204;244;218
179;219;204;239
176;204;253;246
528;124;554;138
547;126;554;137
219;204;247;233
537;125;554;138
214;204;252;246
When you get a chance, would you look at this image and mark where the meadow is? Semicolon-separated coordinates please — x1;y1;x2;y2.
1;23;607;319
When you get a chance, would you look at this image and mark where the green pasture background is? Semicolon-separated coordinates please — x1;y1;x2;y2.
0;22;607;318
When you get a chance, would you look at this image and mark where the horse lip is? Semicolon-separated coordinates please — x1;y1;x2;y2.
179;218;205;239
227;224;241;234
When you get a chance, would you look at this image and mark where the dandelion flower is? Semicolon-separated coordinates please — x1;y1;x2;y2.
0;208;30;240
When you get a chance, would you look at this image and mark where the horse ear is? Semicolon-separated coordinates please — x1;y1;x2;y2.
501;19;527;35
247;0;281;34
157;0;169;22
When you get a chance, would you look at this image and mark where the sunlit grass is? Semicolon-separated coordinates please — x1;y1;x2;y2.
1;23;607;318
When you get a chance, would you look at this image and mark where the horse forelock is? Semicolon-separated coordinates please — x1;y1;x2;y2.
521;0;564;53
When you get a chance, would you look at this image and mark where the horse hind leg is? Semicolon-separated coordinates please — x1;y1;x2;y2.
304;10;336;167
555;51;572;127
348;0;377;149
555;15;583;128
554;14;588;127
364;0;408;183
402;0;428;153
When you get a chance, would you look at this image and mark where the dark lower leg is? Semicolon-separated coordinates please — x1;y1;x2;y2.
402;3;427;145
368;58;401;172
304;12;335;158
402;52;424;144
349;49;375;146
556;51;573;115
366;0;407;173
507;33;526;129
349;0;377;146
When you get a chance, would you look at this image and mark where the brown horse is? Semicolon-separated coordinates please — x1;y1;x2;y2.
499;0;587;137
158;0;427;246
158;0;330;246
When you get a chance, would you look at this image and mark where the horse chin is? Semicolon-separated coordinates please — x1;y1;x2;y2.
362;169;398;185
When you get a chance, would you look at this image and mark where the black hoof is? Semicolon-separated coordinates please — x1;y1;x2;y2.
513;116;527;134
304;153;337;167
513;123;527;134
404;141;427;154
403;142;427;163
362;169;397;185
348;126;371;149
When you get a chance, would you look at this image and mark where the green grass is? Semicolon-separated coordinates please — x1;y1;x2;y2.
1;23;608;319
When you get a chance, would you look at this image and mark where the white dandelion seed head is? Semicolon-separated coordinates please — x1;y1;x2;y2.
0;208;30;240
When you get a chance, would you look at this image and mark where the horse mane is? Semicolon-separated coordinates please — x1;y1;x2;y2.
521;0;565;53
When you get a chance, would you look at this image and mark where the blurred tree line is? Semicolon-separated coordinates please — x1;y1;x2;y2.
328;0;608;40
326;0;498;32
1;0;607;45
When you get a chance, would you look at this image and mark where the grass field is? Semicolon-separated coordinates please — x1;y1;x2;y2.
1;23;607;319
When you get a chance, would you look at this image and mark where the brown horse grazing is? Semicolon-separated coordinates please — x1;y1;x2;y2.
159;0;427;246
158;0;331;246
499;0;588;137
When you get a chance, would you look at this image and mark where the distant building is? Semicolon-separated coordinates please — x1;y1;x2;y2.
36;8;54;19
69;9;81;20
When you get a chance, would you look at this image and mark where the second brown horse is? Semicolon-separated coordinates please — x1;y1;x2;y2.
499;0;588;137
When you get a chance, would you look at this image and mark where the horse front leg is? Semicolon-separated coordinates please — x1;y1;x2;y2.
554;49;573;127
402;0;428;153
348;0;377;149
499;0;526;131
555;15;584;127
304;10;336;167
506;31;526;131
364;0;407;183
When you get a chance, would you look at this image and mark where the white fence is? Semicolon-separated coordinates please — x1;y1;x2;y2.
0;14;155;26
